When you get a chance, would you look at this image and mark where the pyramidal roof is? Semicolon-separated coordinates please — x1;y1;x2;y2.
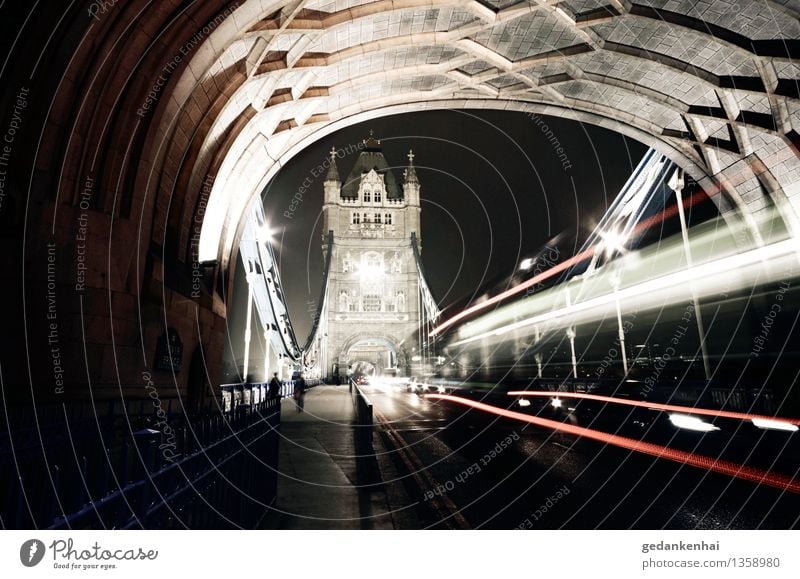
340;133;403;199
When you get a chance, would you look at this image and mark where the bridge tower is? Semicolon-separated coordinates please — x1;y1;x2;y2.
318;133;437;381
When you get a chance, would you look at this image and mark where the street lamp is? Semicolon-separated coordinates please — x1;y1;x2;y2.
669;168;711;380
257;223;275;245
610;273;629;375
263;322;274;381
599;229;627;259
243;260;257;382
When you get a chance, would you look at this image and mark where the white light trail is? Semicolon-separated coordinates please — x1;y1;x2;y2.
449;236;799;348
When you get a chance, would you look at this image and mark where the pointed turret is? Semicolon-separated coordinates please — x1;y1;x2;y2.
403;149;419;184
324;146;341;205
403;149;420;206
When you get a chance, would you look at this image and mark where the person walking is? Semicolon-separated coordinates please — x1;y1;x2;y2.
293;373;307;412
268;372;282;400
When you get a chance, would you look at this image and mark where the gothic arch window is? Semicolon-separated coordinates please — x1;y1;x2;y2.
384;213;393;225
363;187;371;203
351;212;360;225
374;189;382;203
374;212;382;224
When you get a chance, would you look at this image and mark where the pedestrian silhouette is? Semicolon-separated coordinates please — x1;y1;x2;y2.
293;373;307;412
268;372;281;399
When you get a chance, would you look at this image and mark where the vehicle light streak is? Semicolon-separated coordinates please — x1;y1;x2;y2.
429;248;596;337
751;419;799;432
425;394;800;494
429;190;710;337
447;237;798;348
668;414;720;432
506;391;800;426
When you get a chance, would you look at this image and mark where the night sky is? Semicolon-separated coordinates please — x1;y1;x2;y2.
232;109;647;349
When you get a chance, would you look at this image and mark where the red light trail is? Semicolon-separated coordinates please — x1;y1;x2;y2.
425;394;800;494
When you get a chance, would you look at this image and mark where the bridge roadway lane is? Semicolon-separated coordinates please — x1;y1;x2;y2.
360;381;800;530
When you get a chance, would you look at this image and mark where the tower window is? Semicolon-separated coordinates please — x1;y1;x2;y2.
363;188;371;203
352;212;360;224
364;213;371;223
374;213;382;224
384;213;393;225
363;294;381;312
374;190;382;203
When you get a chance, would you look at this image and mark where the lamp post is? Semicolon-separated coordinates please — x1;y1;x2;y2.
567;328;578;380
610;273;629;375
254;222;275;383
670;170;712;380
564;287;578;380
263;324;273;382
243;260;257;382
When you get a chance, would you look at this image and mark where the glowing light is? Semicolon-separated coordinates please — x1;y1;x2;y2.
518;399;531;407
519;258;534;271
669;414;719;432
358;264;384;283
506;391;800;426
411;355;421;361
599;230;627;256
257;223;276;244
425;394;800;494
551;398;562;408
752;419;799;432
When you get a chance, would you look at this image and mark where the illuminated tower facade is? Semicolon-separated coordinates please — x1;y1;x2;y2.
320;133;428;379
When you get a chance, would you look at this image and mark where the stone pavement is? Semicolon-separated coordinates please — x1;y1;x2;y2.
258;384;421;529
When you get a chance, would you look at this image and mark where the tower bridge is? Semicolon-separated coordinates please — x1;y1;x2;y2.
303;135;440;381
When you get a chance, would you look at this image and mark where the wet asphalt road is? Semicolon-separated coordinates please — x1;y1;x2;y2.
360;381;800;529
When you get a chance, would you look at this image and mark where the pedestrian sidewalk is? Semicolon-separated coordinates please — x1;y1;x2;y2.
258;384;421;529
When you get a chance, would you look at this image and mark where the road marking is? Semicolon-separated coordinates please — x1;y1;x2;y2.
372;404;471;529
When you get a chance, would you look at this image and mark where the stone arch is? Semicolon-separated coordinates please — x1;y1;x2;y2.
4;0;800;397
335;333;411;378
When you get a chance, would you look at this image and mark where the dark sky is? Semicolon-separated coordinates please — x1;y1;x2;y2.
235;109;647;348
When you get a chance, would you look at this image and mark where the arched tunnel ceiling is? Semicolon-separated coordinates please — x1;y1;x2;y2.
154;0;800;268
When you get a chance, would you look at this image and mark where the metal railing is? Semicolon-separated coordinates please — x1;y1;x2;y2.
0;387;297;529
219;379;320;410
